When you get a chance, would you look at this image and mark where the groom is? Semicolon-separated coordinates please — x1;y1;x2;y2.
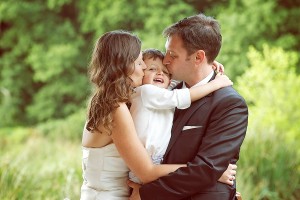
129;13;248;200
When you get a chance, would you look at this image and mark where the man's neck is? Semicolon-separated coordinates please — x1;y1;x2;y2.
185;66;213;88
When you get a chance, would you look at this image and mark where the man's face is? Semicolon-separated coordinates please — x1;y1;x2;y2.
163;35;194;82
142;58;171;89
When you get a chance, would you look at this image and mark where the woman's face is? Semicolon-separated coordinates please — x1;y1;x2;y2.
130;52;147;87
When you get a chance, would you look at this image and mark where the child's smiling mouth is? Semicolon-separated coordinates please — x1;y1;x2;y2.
153;78;164;83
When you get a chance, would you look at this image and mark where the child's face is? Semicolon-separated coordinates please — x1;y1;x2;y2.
142;58;171;89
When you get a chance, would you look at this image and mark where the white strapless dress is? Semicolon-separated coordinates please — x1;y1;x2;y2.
80;144;130;200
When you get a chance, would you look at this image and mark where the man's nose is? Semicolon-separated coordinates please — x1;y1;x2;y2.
163;56;170;65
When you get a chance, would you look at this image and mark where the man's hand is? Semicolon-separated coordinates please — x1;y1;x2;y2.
127;180;142;200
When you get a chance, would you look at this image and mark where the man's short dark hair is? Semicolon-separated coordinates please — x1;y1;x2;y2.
163;13;222;63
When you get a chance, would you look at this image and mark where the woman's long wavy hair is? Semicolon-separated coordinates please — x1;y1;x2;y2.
86;30;141;135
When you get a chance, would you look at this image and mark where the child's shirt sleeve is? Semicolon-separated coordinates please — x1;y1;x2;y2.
140;84;191;110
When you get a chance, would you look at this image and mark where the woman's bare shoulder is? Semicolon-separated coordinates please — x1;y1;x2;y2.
114;102;131;117
112;102;135;137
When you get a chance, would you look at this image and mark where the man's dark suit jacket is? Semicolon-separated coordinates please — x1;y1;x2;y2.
140;75;248;200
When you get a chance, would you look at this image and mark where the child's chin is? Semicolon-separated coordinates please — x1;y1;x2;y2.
153;83;167;89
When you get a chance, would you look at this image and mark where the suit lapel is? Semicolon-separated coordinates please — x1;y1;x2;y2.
164;97;208;156
164;73;217;157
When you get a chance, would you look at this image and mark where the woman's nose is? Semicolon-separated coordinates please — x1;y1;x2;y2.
142;61;147;69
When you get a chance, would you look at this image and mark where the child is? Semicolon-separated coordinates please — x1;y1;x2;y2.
129;48;233;183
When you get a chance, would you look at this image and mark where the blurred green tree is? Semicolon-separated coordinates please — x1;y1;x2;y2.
237;44;300;140
0;0;195;126
207;0;300;78
1;0;300;127
78;0;195;49
236;45;300;199
0;1;89;126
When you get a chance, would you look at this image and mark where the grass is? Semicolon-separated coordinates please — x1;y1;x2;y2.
0;128;82;200
237;128;300;200
1;120;300;199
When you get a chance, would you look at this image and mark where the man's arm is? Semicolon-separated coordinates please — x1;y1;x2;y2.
139;90;248;199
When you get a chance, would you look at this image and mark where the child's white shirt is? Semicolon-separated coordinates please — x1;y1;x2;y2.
129;84;191;183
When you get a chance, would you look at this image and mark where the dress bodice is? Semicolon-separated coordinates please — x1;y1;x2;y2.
81;143;129;200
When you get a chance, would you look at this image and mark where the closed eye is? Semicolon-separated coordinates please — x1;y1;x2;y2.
149;67;157;71
169;51;177;59
163;70;170;76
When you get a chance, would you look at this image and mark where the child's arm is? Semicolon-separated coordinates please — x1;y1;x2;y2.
140;73;232;110
189;73;232;102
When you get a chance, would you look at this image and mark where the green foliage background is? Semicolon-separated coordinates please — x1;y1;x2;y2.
0;0;299;199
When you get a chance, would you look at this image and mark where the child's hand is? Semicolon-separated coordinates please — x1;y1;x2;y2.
218;163;237;186
213;73;233;88
212;61;224;74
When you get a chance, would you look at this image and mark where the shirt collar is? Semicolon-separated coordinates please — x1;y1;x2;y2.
182;71;214;88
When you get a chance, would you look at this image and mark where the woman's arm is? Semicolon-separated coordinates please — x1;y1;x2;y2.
111;103;185;184
189;73;233;102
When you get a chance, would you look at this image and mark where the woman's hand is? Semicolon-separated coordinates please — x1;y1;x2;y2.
218;163;237;185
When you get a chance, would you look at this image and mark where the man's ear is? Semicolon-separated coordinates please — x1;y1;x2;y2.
195;50;205;64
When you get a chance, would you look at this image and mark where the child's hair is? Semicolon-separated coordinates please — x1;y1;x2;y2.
142;48;164;61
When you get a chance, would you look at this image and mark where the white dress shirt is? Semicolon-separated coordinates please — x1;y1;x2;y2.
182;71;214;88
